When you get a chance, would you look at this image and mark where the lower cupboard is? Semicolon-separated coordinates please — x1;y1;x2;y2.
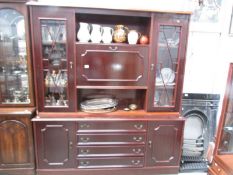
33;117;184;175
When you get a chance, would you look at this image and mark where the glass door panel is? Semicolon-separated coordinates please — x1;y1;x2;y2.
154;26;181;107
0;9;30;105
40;19;68;108
219;78;233;153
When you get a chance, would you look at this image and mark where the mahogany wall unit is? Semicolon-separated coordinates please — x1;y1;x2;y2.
29;4;190;175
208;63;233;175
0;2;36;175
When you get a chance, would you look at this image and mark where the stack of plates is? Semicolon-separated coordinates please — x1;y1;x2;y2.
80;98;118;113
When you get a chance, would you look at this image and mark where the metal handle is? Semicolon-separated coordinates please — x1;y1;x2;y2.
131;160;141;165
80;123;90;129
150;64;155;71
133;136;143;142
109;46;118;51
80;149;89;154
134;124;143;130
80;161;89;166
80;137;90;142
132;148;142;154
69;61;73;69
148;140;152;148
69;141;73;149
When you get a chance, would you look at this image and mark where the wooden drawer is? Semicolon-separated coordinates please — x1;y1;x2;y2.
77;145;145;157
77;121;147;133
212;160;224;175
77;133;146;145
76;43;149;86
77;157;144;168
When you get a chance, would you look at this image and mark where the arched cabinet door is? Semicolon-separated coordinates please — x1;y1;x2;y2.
0;3;34;107
0;113;34;169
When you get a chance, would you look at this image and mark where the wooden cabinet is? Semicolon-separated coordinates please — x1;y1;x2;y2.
209;63;233;175
34;121;76;169
29;3;190;175
0;108;35;175
33;117;184;174
146;120;184;166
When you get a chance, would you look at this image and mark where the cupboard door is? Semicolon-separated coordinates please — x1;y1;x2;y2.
0;114;34;169
30;7;76;112
0;3;34;106
76;43;148;86
146;120;184;166
147;14;189;112
34;121;76;169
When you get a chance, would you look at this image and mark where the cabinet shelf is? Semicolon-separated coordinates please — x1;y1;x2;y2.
76;86;147;90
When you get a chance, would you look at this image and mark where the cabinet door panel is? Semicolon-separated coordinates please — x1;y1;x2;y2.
147;14;189;112
146;120;184;166
76;43;148;86
0;3;34;106
0;115;34;168
35;121;75;169
31;6;76;112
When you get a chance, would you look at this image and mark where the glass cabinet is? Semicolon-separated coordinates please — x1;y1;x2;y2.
208;64;233;175
217;63;233;154
0;5;34;106
147;14;189;112
30;7;75;112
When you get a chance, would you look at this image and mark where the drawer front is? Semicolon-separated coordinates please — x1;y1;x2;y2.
77;145;145;157
77;133;146;145
77;157;144;168
76;43;149;86
212;160;223;174
78;121;147;133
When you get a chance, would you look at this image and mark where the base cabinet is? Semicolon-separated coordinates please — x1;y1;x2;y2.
0;108;35;175
146;121;184;166
34;122;76;169
33;118;184;175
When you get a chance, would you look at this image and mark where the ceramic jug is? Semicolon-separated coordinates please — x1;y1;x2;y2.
101;27;113;44
90;24;102;43
128;30;141;44
77;22;90;42
113;25;128;43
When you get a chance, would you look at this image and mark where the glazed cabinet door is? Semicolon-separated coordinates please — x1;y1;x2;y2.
0;113;34;169
34;121;76;169
147;14;189;112
0;3;34;106
217;63;233;154
146;120;184;166
30;6;76;112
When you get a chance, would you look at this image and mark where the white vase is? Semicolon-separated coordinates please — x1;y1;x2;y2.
101;27;113;44
77;22;90;42
90;24;102;43
128;30;140;44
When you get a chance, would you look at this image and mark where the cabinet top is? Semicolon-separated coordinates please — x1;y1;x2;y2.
27;0;193;14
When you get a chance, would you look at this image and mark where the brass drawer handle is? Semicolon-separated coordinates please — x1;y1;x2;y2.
132;148;142;154
134;124;143;130
80;137;90;142
80;161;89;166
80;149;89;154
131;160;141;165
109;46;118;51
133;136;143;142
80;123;90;129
